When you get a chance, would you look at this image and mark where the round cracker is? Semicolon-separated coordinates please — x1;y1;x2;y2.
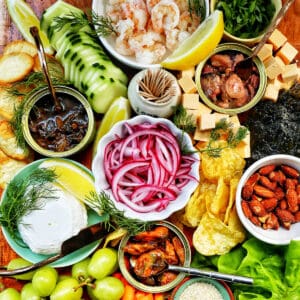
3;40;37;57
0;53;34;83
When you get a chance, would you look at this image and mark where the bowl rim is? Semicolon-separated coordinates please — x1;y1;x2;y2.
210;0;282;44
236;154;300;245
92;0;210;69
118;220;192;293
92;115;200;221
22;85;95;158
195;42;267;115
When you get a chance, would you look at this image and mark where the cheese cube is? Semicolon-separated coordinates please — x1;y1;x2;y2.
264;56;284;80
274;56;285;69
180;67;195;79
298;68;300;81
269;76;284;90
281;63;298;83
263;83;279;102
186;109;199;123
198;113;215;130
276;42;299;64
178;75;197;93
229;115;240;127
267;29;287;50
198;102;212;115
182;93;199;109
193;127;211;141
195;141;208;151
257;43;273;62
236;143;251;158
212;112;229;124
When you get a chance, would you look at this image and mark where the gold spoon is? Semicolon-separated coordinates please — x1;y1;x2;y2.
235;0;295;80
29;26;63;112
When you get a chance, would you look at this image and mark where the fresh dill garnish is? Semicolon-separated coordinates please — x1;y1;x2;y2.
199;119;249;157
85;191;151;236
0;168;58;242
188;0;206;18
172;105;197;134
53;10;116;37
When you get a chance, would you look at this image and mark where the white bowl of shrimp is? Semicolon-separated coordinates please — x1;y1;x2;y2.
92;0;209;69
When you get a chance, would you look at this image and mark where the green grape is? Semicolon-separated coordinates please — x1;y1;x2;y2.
57;274;71;282
71;257;91;282
0;287;21;300
20;283;41;300
7;258;35;280
92;277;124;300
87;286;98;300
31;266;58;297
88;248;118;280
50;278;82;300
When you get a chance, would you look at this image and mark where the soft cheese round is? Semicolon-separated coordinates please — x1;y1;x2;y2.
18;185;87;255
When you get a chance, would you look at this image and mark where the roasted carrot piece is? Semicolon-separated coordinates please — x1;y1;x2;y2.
154;293;164;300
122;284;136;300
135;290;154;300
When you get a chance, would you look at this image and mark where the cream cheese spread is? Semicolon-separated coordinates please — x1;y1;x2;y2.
18;184;87;255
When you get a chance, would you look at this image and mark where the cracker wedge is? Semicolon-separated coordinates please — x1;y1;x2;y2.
0;53;34;83
3;40;37;57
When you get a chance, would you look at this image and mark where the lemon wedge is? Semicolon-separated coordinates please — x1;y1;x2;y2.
92;96;131;157
161;10;224;70
6;0;54;54
38;158;96;203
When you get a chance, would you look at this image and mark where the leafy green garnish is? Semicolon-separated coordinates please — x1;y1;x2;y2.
0;168;58;242
188;0;207;19
216;0;275;38
172;105;197;134
84;191;151;236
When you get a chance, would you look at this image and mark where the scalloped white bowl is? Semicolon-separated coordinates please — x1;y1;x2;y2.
92;115;200;221
236;154;300;245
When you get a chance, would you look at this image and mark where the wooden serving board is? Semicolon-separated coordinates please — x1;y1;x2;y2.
0;0;299;292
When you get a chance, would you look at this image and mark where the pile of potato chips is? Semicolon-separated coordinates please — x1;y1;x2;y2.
182;141;247;256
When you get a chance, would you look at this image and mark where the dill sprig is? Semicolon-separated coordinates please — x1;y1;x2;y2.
199;119;249;157
188;0;206;18
53;10;116;37
85;191;152;236
172;105;197;134
0;168;58;242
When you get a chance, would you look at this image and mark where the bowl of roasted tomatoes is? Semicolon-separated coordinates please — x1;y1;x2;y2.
236;154;300;245
195;43;267;115
118;221;191;293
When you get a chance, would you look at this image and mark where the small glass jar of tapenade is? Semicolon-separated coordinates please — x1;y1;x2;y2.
22;85;95;157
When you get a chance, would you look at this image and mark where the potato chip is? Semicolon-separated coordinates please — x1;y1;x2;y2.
224;177;239;224
227;204;245;234
201;141;245;183
209;177;229;219
192;212;246;256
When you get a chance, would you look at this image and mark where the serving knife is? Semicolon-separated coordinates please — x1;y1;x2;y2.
0;222;106;276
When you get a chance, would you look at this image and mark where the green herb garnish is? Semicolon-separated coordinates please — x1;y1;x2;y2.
53;10;116;37
172;105;197;134
188;0;206;19
0;168;58;242
85;191;151;236
216;0;275;38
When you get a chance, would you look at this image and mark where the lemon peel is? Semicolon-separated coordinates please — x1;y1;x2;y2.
161;10;224;70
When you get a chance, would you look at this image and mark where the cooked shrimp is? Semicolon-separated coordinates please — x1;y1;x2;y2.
115;19;135;56
178;11;200;33
133;226;169;242
151;0;180;33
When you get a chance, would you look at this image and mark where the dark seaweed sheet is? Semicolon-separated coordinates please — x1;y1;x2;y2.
242;83;300;166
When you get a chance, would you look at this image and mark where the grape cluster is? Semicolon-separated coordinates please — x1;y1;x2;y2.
0;248;124;300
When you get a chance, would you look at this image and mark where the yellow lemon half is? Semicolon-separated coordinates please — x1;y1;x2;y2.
92;96;131;157
6;0;54;54
161;10;224;70
39;158;95;203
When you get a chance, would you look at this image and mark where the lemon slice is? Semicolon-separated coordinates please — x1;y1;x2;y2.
38;158;96;203
6;0;54;54
161;10;224;70
92;96;131;157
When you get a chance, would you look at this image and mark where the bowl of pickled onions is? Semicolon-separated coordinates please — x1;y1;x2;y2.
92;115;200;221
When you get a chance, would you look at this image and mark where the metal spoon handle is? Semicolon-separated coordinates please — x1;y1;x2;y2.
253;0;295;56
29;26;62;111
168;265;254;285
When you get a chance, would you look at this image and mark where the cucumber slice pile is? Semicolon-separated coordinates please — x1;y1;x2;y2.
40;0;128;113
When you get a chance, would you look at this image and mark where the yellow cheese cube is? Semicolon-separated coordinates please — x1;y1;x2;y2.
212;112;229;124
257;43;273;61
276;42;299;64
186;109;199;123
236;143;251;158
274;56;285;69
263;83;279;102
178;75;197;93
229;115;240;127
182;93;199;109
198;113;215;130
281;63;298;83
180;67;195;79
267;29;287;50
269;76;284;90
198;102;212;115
264;56;284;80
193;127;211;141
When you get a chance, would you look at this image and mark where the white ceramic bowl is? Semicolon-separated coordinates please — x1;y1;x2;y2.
236;154;300;245
92;115;200;221
92;0;209;69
